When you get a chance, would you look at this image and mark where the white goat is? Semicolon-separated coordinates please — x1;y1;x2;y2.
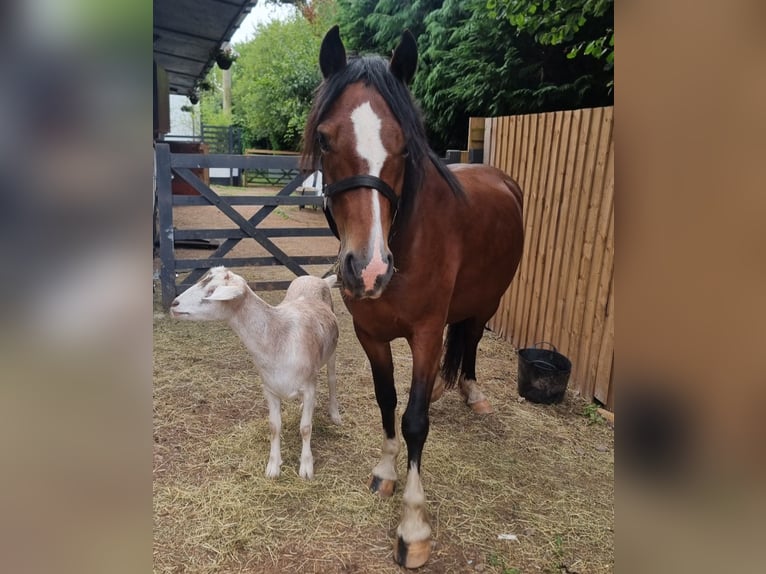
170;266;341;479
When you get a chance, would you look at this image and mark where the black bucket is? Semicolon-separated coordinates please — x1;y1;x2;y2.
517;342;572;404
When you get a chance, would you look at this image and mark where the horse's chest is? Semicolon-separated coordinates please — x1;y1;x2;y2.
345;299;412;340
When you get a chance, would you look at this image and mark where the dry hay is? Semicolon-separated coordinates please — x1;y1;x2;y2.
154;195;613;573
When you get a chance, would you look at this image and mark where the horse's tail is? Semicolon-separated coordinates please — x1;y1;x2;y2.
440;320;466;389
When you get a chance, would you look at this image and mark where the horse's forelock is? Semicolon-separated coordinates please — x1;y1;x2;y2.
301;54;464;213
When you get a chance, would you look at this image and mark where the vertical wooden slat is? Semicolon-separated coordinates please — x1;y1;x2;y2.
529;111;562;346
515;113;540;347
546;110;582;349
492;118;508;174
522;112;554;347
592;136;615;403
595;272;615;405
493;116;509;337
503;115;523;339
540;111;573;341
483;118;494;166
584;118;614;391
556;110;591;359
156;143;177;309
606;355;614;411
558;108;599;369
508;114;530;341
508;115;520;180
564;108;605;395
593;218;615;404
572;110;613;398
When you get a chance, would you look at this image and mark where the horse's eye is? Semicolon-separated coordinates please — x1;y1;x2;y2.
317;132;331;153
402;146;410;158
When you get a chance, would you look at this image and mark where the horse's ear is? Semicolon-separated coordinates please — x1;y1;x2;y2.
390;30;417;85
320;25;347;79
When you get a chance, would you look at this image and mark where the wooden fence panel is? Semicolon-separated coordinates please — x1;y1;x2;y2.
482;107;614;409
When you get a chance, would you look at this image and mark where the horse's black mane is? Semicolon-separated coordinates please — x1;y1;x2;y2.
302;54;464;224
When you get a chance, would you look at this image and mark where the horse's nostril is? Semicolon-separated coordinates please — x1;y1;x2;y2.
342;252;359;278
171;299;179;307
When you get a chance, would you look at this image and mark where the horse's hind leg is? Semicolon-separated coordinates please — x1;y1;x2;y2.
429;353;446;403
458;318;494;414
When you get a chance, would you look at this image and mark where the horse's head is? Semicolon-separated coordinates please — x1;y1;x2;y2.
304;26;419;300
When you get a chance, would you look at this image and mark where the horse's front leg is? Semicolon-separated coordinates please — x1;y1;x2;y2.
395;326;442;568
354;322;399;497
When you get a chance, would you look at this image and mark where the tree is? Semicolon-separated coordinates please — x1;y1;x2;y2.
332;0;612;152
198;69;231;127
336;0;443;53
199;1;338;151
488;0;613;72
231;13;320;150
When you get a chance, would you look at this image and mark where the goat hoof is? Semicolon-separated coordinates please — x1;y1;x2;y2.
368;475;396;497
468;398;494;414
299;467;314;480
265;461;282;478
394;536;431;568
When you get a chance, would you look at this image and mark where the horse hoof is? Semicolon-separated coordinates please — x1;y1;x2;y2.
394;535;431;568
469;398;494;414
368;475;396;497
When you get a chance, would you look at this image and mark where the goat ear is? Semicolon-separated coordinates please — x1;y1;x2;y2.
390;30;417;85
323;274;337;289
205;284;244;301
320;25;347;79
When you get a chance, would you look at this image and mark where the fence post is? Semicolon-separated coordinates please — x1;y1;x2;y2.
155;143;177;309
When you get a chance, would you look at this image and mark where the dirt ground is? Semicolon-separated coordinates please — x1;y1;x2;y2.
153;187;614;573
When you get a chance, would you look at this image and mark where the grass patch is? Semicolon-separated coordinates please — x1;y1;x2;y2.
154;287;614;573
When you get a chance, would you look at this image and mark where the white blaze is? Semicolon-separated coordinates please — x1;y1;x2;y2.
350;102;390;291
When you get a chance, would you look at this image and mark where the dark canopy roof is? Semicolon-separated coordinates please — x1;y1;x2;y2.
153;0;256;96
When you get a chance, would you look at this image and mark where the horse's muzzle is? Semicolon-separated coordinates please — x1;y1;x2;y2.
341;250;394;299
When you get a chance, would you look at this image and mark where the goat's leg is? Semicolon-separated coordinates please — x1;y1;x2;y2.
326;351;342;425
264;391;283;478
299;386;316;479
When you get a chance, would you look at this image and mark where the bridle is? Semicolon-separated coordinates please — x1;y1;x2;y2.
322;174;400;240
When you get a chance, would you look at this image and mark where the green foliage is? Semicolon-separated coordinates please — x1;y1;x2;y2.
334;0;613;152
582;402;605;425
487;553;504;567
489;0;613;68
231;12;324;150
221;0;613;153
485;552;520;573
201;1;339;151
199;68;231;127
336;0;443;53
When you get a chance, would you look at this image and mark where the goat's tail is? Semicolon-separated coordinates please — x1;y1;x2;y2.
440;320;466;389
323;274;337;289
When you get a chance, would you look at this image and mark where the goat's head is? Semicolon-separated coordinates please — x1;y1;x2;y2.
170;266;247;321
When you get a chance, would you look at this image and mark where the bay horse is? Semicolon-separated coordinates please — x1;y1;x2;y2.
302;26;524;568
